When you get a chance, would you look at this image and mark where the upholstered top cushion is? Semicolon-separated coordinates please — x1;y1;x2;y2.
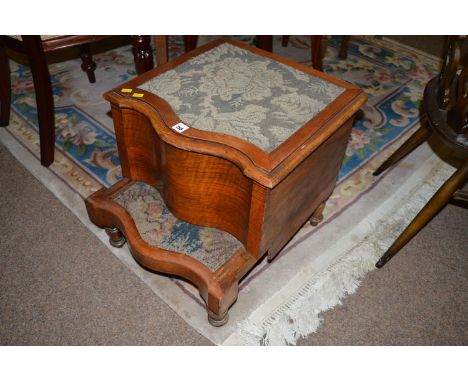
140;42;345;152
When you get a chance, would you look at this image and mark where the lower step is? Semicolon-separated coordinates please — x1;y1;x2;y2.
113;181;243;272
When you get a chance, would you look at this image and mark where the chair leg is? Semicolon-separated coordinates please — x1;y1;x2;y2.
451;189;468;208
339;36;351;59
0;43;11;127
182;36;198;53
373;125;431;176
311;35;323;71
153;36;168;66
22;36;55;167
80;44;96;83
282;35;290;47
131;35;154;75
376;160;468;268
255;36;273;52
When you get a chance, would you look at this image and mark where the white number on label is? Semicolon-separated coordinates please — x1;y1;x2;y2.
171;122;190;133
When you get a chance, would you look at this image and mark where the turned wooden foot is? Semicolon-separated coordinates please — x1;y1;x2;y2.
105;227;126;248
131;35;154;75
80;45;97;83
309;201;326;226
373;126;431;176
207;309;229;327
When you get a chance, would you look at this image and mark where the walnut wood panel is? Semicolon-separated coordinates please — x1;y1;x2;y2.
161;144;253;244
112;105;163;185
245;183;269;256
112;103;253;244
262;118;353;259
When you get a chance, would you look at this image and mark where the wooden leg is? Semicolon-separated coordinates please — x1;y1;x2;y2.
451;189;468;208
80;44;96;84
105;227;126;248
0;43;11;127
255;35;273;52
309;201;326;226
153;36;168;66
182;36;198;53
131;35;154;75
206;281;239;327
339;36;351;59
376;160;468;268
311;35;323;71
22;36;55;167
207;309;229;327
282;35;290;47
373;125;431;176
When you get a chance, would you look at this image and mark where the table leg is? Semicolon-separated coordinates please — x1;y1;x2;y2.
255;35;273;52
183;35;198;53
311;35;323;71
80;44;97;83
153;36;168;66
131;35;154;74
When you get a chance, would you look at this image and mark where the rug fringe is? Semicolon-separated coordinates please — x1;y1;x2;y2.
229;160;454;345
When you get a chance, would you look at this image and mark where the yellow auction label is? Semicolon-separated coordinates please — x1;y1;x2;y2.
121;88;133;93
132;93;144;98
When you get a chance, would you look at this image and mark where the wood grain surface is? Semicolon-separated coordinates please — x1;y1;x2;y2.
87;37;366;324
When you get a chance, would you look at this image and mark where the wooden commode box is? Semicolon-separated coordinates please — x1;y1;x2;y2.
85;38;367;326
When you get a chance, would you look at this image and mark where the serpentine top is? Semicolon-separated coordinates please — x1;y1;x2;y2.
140;42;345;152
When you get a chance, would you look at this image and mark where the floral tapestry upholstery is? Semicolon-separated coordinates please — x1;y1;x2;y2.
114;182;243;272
140;42;345;152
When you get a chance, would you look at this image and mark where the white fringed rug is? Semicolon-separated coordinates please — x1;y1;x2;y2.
0;118;455;345
223;142;455;345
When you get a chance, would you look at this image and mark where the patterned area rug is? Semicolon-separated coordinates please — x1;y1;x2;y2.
0;36;453;345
